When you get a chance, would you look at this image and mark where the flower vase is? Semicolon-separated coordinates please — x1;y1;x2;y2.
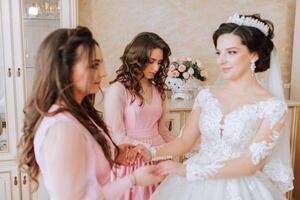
171;88;192;100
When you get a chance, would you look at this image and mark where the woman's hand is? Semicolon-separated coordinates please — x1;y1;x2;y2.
155;160;186;177
115;144;136;166
125;145;143;165
133;165;165;186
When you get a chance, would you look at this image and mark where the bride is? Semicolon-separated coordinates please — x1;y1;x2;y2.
143;14;293;200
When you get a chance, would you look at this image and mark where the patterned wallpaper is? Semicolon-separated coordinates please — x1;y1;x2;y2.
78;0;296;91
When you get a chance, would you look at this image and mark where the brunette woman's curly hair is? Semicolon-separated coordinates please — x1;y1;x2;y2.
111;32;171;104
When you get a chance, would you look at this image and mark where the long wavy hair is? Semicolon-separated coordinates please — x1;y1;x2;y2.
18;26;118;190
111;32;171;105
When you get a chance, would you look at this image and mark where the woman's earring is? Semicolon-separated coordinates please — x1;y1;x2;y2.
250;61;256;77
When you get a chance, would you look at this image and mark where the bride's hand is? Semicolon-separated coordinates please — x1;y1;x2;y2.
155;160;186;177
133;165;165;186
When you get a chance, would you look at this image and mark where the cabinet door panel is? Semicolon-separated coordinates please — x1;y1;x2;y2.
169;112;181;136
0;163;21;200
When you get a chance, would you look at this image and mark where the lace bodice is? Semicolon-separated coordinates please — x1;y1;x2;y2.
185;88;293;192
191;88;281;162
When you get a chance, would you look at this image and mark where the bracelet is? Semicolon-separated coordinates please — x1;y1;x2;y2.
151;155;173;161
148;146;172;161
148;146;157;159
129;173;136;187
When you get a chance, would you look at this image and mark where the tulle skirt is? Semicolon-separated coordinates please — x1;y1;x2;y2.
150;172;286;200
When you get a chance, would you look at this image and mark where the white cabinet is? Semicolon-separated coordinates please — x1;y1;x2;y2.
0;0;77;199
168;100;194;136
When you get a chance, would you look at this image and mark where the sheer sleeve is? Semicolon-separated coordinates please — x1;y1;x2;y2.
185;99;289;183
42;121;103;200
104;82;150;147
42;120;135;200
158;97;176;142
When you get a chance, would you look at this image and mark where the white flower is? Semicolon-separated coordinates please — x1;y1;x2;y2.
183;72;190;79
186;57;192;61
188;67;194;75
196;60;202;67
178;64;186;72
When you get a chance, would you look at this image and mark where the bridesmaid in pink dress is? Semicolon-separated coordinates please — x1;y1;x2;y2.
104;32;176;200
18;27;163;200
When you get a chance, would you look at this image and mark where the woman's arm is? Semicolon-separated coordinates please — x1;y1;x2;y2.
43;121;101;200
151;107;201;158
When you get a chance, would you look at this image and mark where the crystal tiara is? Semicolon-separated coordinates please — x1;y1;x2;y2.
226;13;269;36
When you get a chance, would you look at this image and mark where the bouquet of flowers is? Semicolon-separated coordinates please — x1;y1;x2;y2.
166;58;207;100
167;57;207;82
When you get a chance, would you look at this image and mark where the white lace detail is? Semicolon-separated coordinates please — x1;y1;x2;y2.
261;100;287;128
249;141;274;165
192;87;210;110
184;88;293;192
263;159;294;193
185;162;224;181
249;131;280;165
270;130;280;142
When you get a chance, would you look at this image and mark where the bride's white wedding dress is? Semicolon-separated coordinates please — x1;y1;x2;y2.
151;88;293;200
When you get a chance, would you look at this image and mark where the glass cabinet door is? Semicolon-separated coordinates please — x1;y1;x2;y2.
0;3;7;153
23;0;61;97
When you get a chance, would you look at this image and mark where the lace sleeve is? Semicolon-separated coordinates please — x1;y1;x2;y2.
249;130;281;165
248;99;288;165
185;161;224;181
192;88;210;110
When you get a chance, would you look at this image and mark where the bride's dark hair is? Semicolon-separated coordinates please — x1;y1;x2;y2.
213;14;274;73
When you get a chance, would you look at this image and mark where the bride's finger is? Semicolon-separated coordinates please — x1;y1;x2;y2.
155;166;174;176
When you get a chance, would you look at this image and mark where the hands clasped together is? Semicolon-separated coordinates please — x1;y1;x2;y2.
115;144;186;186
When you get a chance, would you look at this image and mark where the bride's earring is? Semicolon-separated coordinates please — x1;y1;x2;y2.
250;61;256;77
